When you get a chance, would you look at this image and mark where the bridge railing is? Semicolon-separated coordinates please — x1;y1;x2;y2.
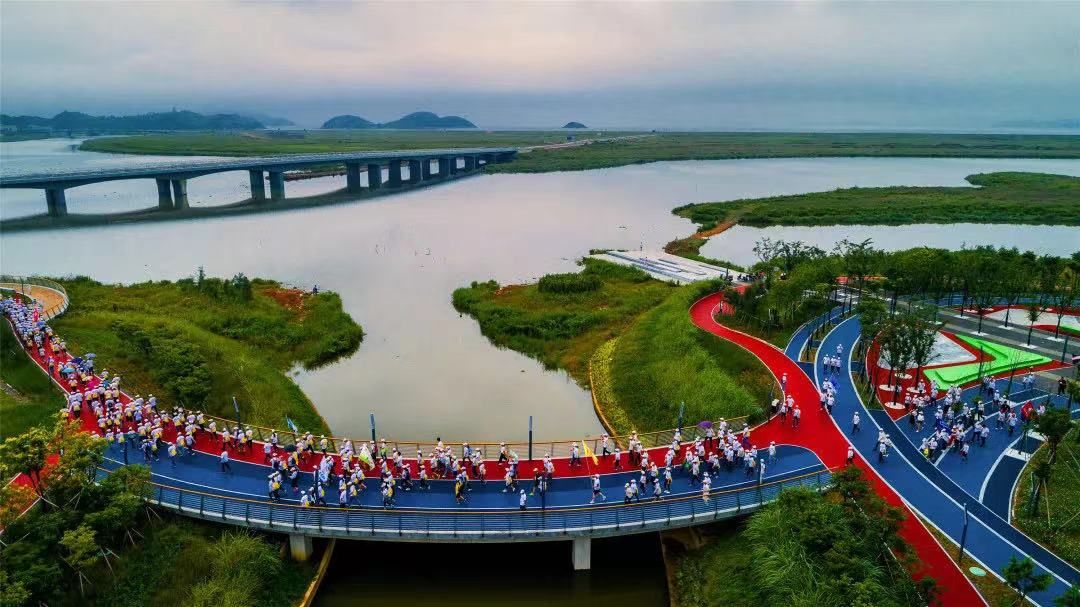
195;412;751;462
0;275;69;320
149;468;832;539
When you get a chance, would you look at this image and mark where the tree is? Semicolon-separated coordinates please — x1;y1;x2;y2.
1002;556;1052;605
1054;585;1080;607
60;525;101;597
1026;301;1043;346
877;318;912;402
0;427;51;496
856;297;889;357
1035;408;1074;464
904;311;940;387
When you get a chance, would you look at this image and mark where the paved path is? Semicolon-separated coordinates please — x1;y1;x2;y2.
817;316;1079;606
690;293;984;607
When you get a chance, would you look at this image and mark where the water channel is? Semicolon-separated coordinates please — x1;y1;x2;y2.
2;140;1078;443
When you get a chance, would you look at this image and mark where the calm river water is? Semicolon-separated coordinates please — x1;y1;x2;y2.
2;139;1079;443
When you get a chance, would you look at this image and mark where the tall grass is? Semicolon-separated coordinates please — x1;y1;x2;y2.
610;282;772;430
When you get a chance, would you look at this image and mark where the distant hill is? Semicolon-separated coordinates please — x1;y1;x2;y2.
243;112;295;127
0;110;263;133
563;121;587;129
321;111;476;130
382;111;475;129
321;115;377;129
994;118;1079;129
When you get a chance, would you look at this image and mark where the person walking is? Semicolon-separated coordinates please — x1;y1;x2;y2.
852;411;861;433
220;449;232;473
519;490;528;511
589;474;606;504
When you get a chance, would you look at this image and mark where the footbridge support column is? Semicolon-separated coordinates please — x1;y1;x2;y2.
170;179;189;210
249;170;266;202
366;164;382;189
345;163;363;194
157;178;174;210
463;155;476;171
421;159;434;180
408;159;422;184
572;537;591;571
289;534;313;562
268;171;285;201
45;188;68;217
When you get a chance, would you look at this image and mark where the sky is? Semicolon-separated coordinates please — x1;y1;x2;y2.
1;1;1078;130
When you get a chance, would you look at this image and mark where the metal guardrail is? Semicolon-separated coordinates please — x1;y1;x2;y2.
0;275;69;320
147;468;832;540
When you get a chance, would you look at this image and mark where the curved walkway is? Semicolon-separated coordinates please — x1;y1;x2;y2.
689;293;984;606
816;316;1079;606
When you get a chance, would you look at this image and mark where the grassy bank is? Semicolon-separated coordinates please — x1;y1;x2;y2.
1012;425;1079;568
487;132;1080;173
674;172;1080;229
0;319;62;440
78;130;613;156
454;260;773;432
452;259;674;385
610;282;772;430
51;275;363;433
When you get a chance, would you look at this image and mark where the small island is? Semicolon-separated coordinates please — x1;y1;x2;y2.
563;121;587;128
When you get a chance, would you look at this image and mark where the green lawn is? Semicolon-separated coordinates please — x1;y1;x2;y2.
78;130;615;156
49;276;363;434
673;172;1080;229
1012;425;1080;568
610;282;773;431
488;132;1080;173
0;319;62;440
452;259;676;385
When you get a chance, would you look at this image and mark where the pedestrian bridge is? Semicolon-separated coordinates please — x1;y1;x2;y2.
0;147;517;219
3;277;829;569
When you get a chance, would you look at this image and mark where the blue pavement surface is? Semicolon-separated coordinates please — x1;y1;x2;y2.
814;317;1079;606
100;442;824;511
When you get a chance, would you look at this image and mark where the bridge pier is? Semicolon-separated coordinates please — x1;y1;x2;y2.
249;170;266;201
345;163;363;194
366;164;382;189
408;160;422;184
170;179;189;210
289;534;313;561
463;156;476;171
421;159;434;180
268;171;285;201
387;161;403;187
45;188;68;217
157;179;174;210
439;156;454;177
572;537;591;570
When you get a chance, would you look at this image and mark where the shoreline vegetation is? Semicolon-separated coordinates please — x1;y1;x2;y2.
48;274;363;434
452;259;778;433
673;172;1080;229
77;131;1080;168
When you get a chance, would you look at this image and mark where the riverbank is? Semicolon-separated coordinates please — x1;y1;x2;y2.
76;132;1080;170
77;130;609;156
0;318;61;440
49;275;363;433
674;172;1080;229
453;260;773;433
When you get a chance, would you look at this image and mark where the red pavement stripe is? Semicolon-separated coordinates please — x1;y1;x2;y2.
688;292;986;607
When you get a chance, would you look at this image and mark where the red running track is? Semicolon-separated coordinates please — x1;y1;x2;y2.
689;292;985;607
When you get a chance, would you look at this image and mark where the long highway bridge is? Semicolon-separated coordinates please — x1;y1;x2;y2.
0;147;517;219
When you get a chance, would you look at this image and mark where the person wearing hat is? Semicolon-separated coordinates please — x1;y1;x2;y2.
701;472;712;503
519;489;527;511
498;442;508;465
589;474;606;504
623;482;633;504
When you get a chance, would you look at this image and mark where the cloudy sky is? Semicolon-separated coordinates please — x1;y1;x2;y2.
2;1;1078;129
